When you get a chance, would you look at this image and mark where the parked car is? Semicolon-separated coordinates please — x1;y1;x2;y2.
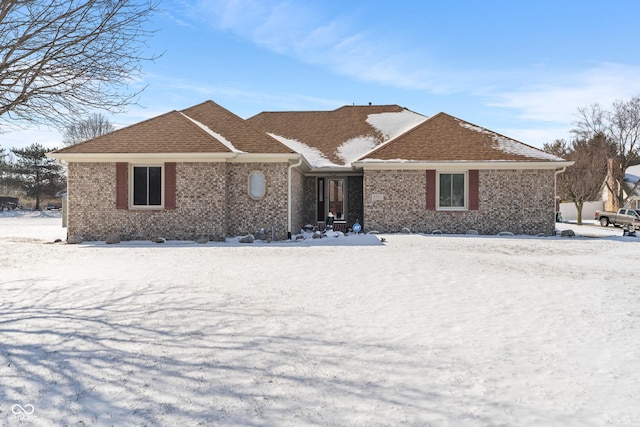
594;208;640;229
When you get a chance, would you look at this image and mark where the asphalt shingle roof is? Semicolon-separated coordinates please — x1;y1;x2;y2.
361;112;564;162
52;101;564;164
181;100;293;154
54;100;294;155
247;105;415;166
53;110;233;154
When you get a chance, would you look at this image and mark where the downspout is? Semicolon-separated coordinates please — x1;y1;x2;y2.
54;159;69;228
555;166;567;223
287;156;303;240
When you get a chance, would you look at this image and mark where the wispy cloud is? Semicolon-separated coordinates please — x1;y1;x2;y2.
167;1;640;147
487;63;640;124
186;1;467;93
134;73;344;117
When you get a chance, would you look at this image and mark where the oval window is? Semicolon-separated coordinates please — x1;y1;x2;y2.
248;171;266;199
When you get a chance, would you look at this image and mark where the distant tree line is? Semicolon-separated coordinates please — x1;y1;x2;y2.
0;111;118;209
545;95;640;224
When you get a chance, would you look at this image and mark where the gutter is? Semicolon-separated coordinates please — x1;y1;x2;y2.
555;166;568;193
287;156;303;239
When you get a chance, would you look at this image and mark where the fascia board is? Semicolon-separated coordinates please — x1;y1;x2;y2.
48;152;238;163
227;153;302;163
352;160;575;171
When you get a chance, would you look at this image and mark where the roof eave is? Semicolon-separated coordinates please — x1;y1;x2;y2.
48;152;237;163
304;165;359;175
229;153;301;163
352;160;575;170
48;151;307;165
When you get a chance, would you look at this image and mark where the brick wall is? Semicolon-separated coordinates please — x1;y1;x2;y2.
347;175;364;225
363;169;557;235
226;162;289;240
68;162;555;240
68;161;294;241
289;167;305;235
302;176;317;225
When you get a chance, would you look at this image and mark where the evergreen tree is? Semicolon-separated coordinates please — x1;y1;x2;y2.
0;145;10;190
0;145;6;170
10;143;66;210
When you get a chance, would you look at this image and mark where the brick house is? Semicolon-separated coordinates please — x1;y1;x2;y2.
50;100;571;241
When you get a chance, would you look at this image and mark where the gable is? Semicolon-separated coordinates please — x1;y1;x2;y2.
360;112;564;163
53;101;296;156
54;111;234;154
181;101;293;154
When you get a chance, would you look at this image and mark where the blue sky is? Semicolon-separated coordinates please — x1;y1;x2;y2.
3;0;640;151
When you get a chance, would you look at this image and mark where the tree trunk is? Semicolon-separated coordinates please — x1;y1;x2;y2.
575;201;584;225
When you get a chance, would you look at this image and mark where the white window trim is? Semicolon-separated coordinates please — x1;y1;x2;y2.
436;171;468;211
129;164;165;210
248;171;266;200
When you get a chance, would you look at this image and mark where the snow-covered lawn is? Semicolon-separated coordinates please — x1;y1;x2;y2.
1;212;639;426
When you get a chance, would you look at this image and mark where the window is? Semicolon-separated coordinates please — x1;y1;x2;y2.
426;170;478;211
328;179;344;219
438;172;466;209
248;171;266;199
132;166;162;207
116;163;175;210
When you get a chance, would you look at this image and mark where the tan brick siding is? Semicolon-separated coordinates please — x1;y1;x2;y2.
226;162;289;240
363;169;556;235
289;167;305;235
67;162;556;240
68;162;294;241
302;176;317;224
347;175;364;225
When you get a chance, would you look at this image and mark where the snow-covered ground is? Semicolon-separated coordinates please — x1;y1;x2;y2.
1;211;639;426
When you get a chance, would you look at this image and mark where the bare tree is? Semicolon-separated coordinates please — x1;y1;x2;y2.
62;112;115;145
573;96;640;209
0;0;160;130
544;135;616;224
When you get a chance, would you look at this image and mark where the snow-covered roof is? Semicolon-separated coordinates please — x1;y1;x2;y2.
360;112;568;164
458;122;563;161
247;105;428;168
52;101;568;168
181;113;244;154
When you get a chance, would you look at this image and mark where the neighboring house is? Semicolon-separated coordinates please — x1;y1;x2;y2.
50;100;571;241
598;161;640;212
620;163;640;210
